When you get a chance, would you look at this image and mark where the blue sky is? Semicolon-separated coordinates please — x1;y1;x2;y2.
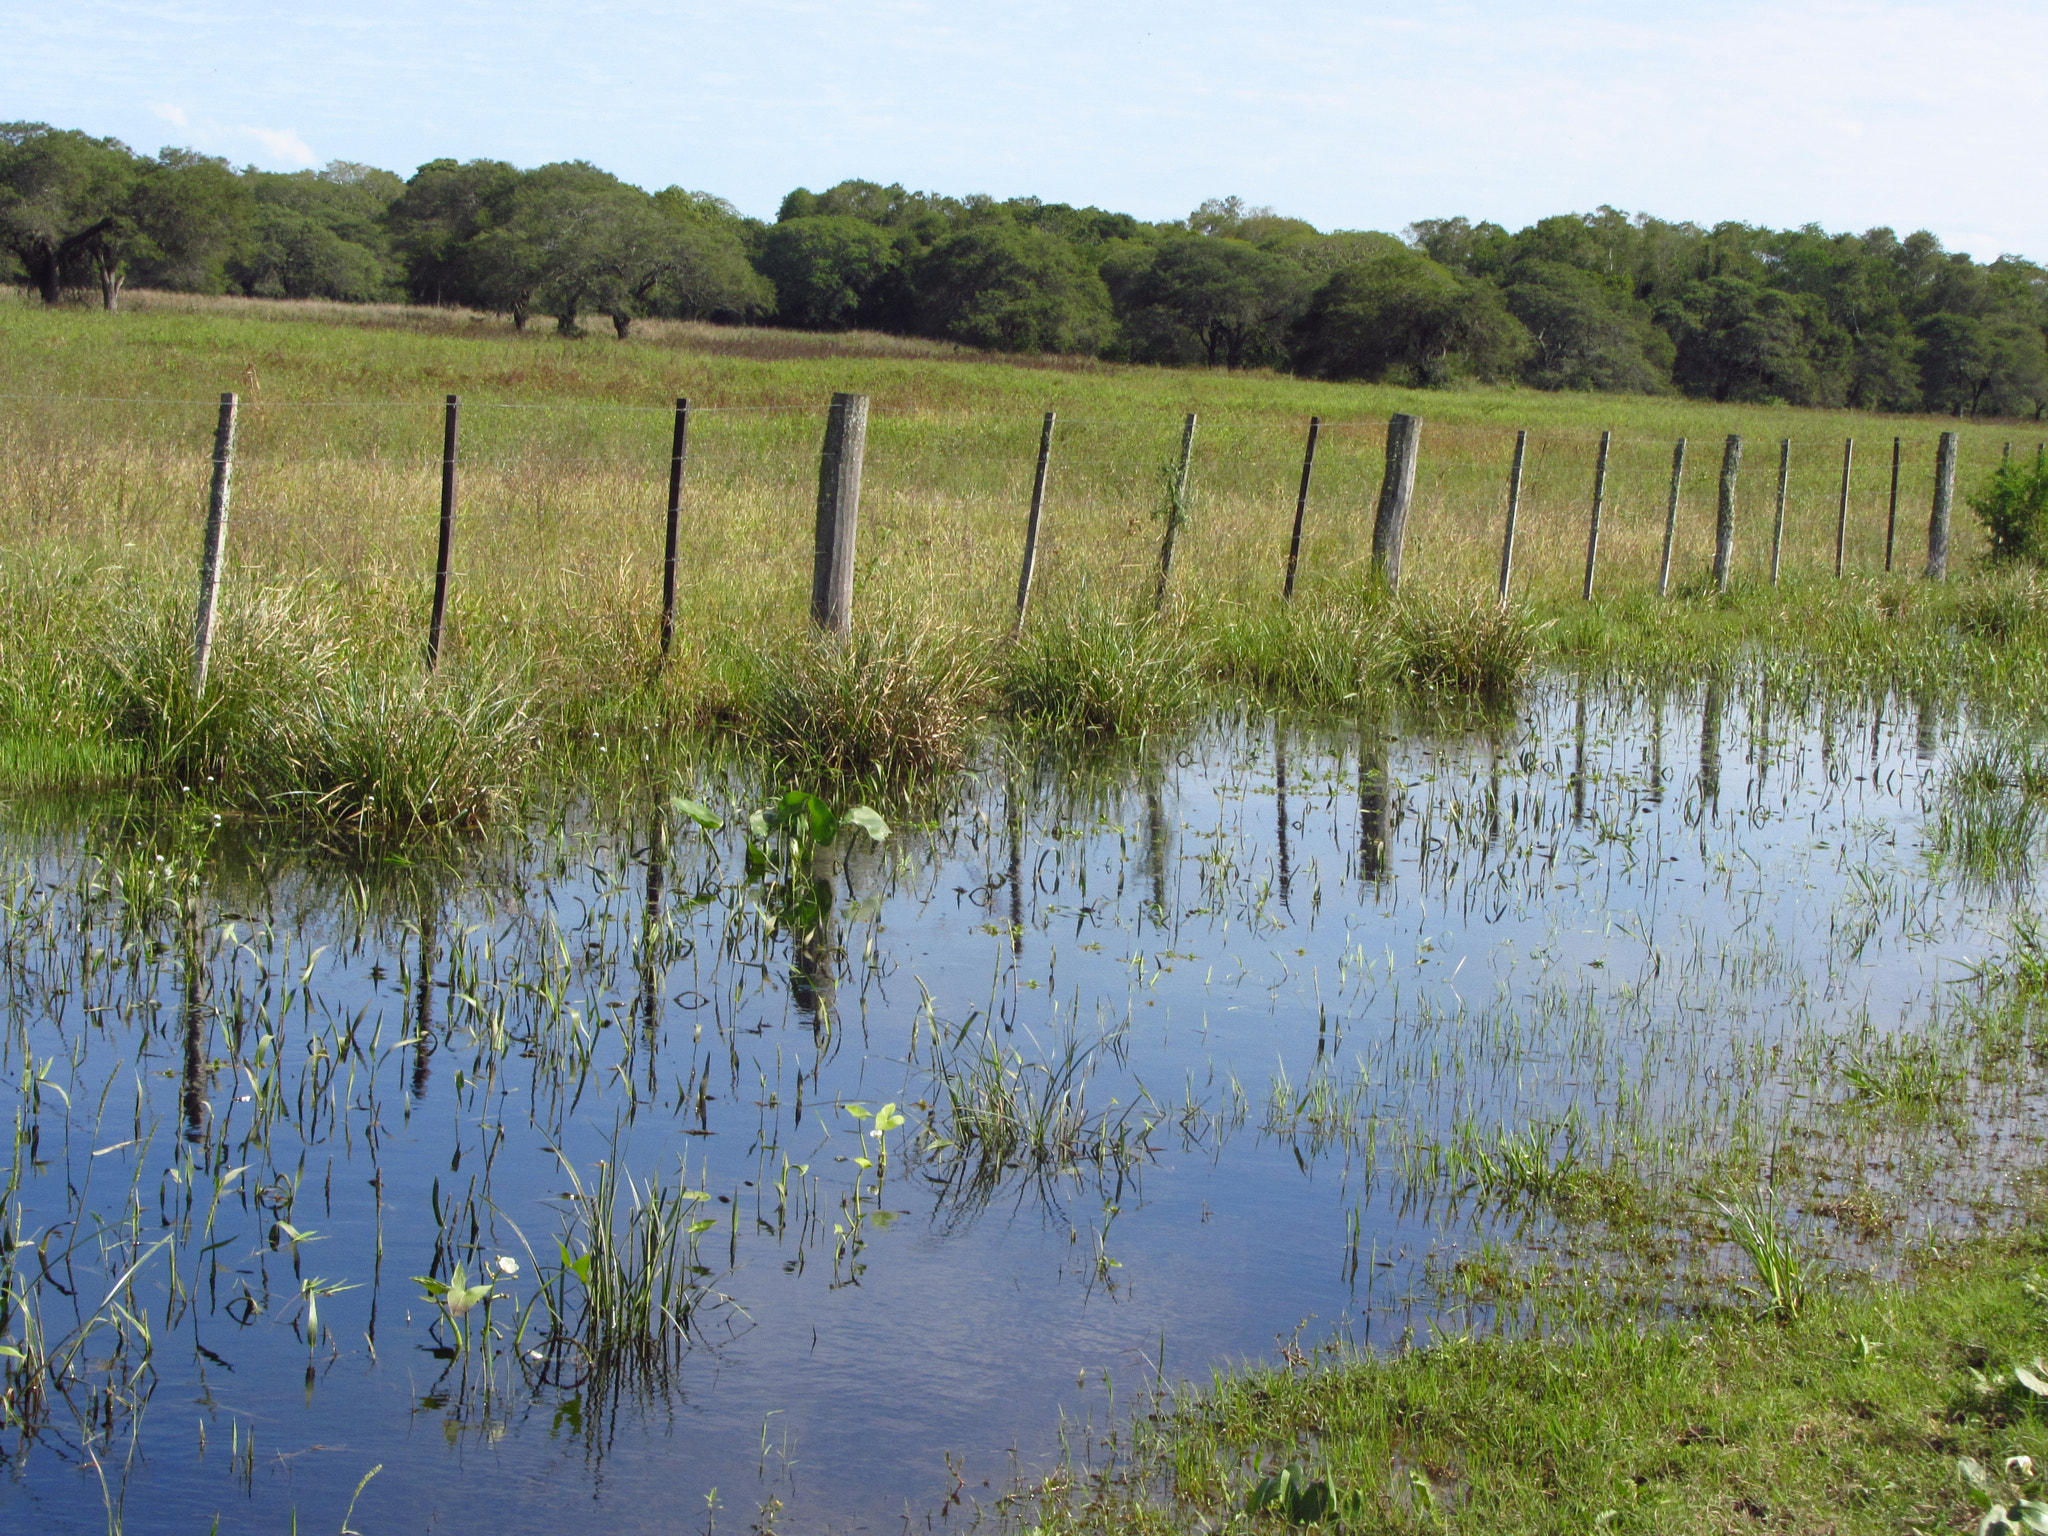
13;1;2046;260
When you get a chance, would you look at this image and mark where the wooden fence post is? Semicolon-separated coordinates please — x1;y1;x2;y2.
1833;437;1854;577
1013;410;1055;634
426;394;458;672
1497;429;1527;601
1153;412;1197;611
1884;436;1901;573
1582;429;1611;601
1713;434;1742;593
1371;413;1421;589
1658;437;1686;597
1283;415;1320;599
1926;430;1958;580
659;397;689;659
811;392;868;637
1769;439;1790;585
192;391;238;697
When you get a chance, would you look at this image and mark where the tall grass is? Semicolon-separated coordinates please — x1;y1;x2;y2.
2;293;2045;816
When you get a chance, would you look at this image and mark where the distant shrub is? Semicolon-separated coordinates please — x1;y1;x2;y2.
1970;452;2048;565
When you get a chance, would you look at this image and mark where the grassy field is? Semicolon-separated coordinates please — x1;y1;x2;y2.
2;288;2046;823
1008;1208;2048;1536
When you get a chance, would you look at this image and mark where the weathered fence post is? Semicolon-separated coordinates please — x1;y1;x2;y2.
1153;412;1197;611
1769;439;1790;585
1832;437;1854;577
1282;415;1320;600
659;397;689;660
1497;429;1527;600
811;392;868;637
1581;429;1611;601
1713;434;1742;593
1884;436;1901;573
191;391;238;697
1926;430;1958;580
1013;410;1056;635
1371;413;1421;589
1658;437;1686;597
426;394;458;672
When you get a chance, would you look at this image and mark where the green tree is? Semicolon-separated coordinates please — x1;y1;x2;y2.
228;162;403;301
1291;249;1529;385
755;216;900;330
1663;276;1831;403
910;223;1111;353
1108;236;1308;368
118;149;251;297
384;158;521;306
1503;260;1671;392
648;188;774;321
0;123;135;304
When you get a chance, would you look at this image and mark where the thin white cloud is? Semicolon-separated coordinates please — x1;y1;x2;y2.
243;125;314;167
150;102;187;128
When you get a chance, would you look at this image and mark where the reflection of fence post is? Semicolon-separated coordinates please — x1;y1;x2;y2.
1926;430;1958;580
426;394;459;672
660;397;689;660
1832;437;1854;577
1283;415;1320;599
811;392;868;637
1713;434;1742;592
1581;429;1610;601
1153;413;1197;612
1884;436;1901;573
1371;413;1421;590
1358;734;1390;884
192;391;238;697
1658;437;1685;597
1013;411;1055;635
1497;429;1526;600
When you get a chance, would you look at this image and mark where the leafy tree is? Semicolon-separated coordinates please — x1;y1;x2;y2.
648;188;773;321
0;123;135;304
1662;276;1831;403
910;223;1111;353
1503;260;1671;392
384;158;520;306
228;162;403;302
1291;249;1529;385
1108;236;1308;368
755;216;900;330
117;149;251;297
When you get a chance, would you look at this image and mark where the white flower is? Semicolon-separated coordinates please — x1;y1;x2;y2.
495;1255;519;1277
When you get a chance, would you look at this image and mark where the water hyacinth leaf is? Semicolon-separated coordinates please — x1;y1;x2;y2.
671;796;722;832
842;806;890;843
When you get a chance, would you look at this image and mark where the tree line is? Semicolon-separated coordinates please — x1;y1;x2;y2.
5;121;2045;417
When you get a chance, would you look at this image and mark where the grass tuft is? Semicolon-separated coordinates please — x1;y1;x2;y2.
1002;606;1205;738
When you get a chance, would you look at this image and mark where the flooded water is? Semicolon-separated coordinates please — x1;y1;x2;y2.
0;674;2032;1534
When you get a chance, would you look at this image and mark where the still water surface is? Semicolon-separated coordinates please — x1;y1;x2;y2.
0;676;2010;1533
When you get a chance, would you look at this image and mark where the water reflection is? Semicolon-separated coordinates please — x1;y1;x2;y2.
0;673;2034;1536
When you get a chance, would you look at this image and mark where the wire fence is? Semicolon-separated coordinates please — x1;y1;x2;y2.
0;390;2029;652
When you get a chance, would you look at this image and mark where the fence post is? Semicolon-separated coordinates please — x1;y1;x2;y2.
811;392;868;637
659;397;689;660
191;391;238;697
1371;413;1421;589
1884;436;1901;573
1713;434;1742;593
1832;437;1854;577
426;394;458;672
1498;428;1527;601
1153;412;1197;612
1013;410;1056;634
1283;415;1320;600
1926;430;1958;580
1658;437;1686;597
1769;438;1790;585
1581;429;1611;601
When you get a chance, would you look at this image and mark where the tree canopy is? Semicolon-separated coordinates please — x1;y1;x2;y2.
9;121;2048;419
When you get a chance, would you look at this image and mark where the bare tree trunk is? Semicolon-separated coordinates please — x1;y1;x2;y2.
611;311;632;339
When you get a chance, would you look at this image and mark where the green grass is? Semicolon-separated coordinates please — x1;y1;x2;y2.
1010;1215;2048;1536
4;289;2048;820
